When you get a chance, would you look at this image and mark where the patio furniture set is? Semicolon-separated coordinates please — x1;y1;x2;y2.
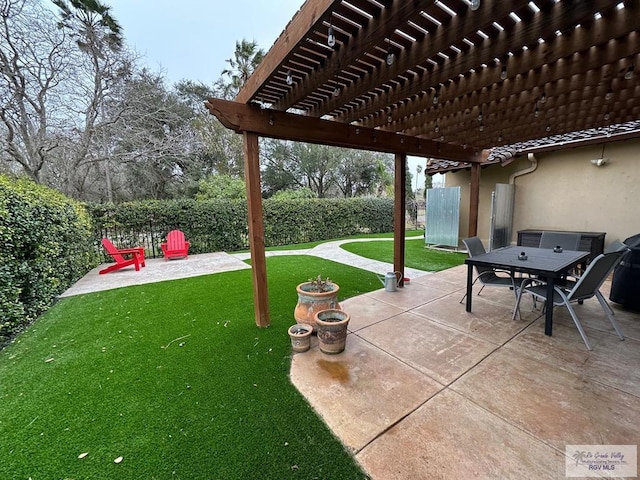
463;231;629;350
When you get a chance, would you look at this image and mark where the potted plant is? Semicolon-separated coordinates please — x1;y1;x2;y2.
294;275;340;331
315;309;350;354
287;323;313;353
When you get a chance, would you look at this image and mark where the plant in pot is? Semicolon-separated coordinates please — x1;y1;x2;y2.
287;323;313;353
315;309;350;354
294;275;340;331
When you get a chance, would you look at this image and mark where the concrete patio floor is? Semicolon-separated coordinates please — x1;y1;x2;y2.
62;248;640;478
291;265;640;479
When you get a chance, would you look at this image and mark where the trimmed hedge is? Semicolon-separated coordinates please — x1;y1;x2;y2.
0;175;98;339
263;197;393;246
87;197;394;257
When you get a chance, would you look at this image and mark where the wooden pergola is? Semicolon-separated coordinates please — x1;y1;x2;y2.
206;0;640;327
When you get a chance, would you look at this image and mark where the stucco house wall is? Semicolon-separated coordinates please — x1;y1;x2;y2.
444;138;639;249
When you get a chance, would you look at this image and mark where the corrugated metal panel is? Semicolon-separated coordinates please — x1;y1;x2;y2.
489;183;515;250
425;187;460;247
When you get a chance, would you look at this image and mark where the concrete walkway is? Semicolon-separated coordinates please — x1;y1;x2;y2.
61;237;428;297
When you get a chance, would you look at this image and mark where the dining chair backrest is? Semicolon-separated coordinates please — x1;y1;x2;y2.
463;236;494;276
605;239;627;253
567;249;627;301
462;236;487;256
539;231;581;251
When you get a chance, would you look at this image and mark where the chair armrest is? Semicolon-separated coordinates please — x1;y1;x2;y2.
516;277;546;291
117;247;142;255
117;247;145;262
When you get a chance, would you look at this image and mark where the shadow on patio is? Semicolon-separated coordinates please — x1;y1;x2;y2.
291;265;640;479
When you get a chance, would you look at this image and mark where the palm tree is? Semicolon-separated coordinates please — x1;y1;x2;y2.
221;39;265;98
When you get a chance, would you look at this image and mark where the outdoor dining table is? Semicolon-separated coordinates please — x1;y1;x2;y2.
464;245;590;336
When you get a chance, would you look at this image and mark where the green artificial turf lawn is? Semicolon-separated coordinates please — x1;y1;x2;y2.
252;229;425;252
341;237;466;272
0;256;381;480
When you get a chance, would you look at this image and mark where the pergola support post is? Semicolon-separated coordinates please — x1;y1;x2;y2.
394;152;407;287
468;163;481;238
243;132;270;327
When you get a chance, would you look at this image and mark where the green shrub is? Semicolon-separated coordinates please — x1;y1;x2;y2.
87;196;394;256
263;197;394;246
0;175;99;338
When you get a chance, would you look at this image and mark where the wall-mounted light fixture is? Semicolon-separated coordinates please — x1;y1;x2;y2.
432;85;440;104
286;70;293;85
470;0;481;11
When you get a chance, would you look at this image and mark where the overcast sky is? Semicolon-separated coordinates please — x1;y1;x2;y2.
104;0;430;188
105;0;305;86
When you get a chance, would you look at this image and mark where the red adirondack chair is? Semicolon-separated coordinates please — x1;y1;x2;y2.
99;238;146;274
161;229;190;260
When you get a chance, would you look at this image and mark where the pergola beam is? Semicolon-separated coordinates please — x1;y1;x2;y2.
205;97;483;162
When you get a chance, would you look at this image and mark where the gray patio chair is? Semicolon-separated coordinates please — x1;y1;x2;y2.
540;231;582;279
539;231;581;251
605;239;627;253
512;248;628;350
459;236;516;304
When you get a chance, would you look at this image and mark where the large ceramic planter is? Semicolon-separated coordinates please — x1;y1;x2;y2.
287;323;313;353
315;309;350;354
294;282;340;331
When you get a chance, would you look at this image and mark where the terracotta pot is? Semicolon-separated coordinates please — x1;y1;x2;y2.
288;323;313;353
294;282;340;331
315;309;350;354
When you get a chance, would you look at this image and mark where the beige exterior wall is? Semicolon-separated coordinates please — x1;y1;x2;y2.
444;138;640;249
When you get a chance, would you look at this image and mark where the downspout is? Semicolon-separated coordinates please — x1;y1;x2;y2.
496;153;537;248
509;153;538;184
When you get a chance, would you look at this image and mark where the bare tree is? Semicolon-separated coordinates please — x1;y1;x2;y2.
0;0;70;180
0;0;125;185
